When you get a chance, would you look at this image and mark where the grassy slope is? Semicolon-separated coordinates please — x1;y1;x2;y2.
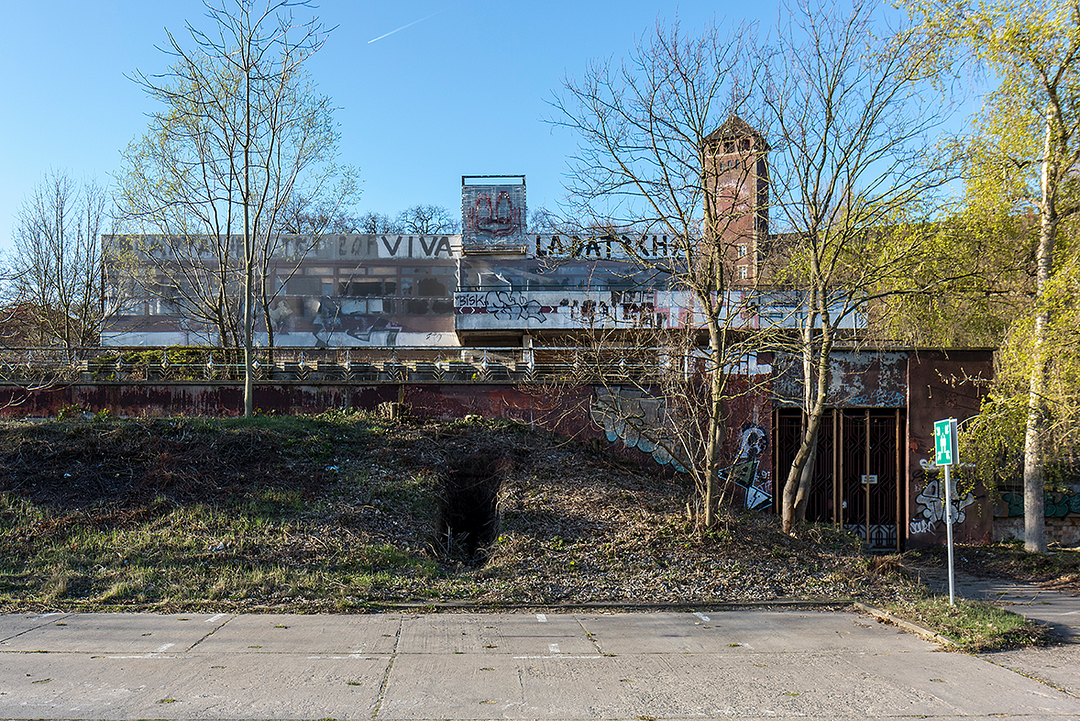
0;410;1053;658
0;412;915;613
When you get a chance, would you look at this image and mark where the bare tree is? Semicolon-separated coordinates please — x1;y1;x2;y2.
277;182;360;237
116;0;346;416
553;21;773;527
395;204;460;234
763;0;957;533
351;211;402;234
8;170;114;358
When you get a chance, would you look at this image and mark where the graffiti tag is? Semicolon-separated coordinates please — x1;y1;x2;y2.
1001;491;1080;518
455;291;558;323
909;472;975;535
537;234;675;259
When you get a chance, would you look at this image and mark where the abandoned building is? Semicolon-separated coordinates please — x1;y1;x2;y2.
49;119;1032;550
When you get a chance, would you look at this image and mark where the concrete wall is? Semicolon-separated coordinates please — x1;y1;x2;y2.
1;346;1013;548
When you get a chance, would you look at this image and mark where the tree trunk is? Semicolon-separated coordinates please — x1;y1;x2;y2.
1022;106;1059;553
781;277;834;533
703;325;727;528
242;66;255;418
1023;310;1048;552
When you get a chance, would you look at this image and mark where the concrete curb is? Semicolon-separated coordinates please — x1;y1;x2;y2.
853;601;956;647
2;597;854;616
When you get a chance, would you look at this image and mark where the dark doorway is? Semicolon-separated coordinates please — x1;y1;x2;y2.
774;409;904;552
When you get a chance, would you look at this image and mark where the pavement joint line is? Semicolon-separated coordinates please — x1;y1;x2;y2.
576;616;605;655
0;612;75;644
512;654;604;659
852;601;955;647
384;598;850;612
186;614;233;652
976;654;1080;700
370;614;403;720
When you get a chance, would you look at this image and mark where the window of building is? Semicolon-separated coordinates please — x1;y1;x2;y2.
286;276;321;296
339;280;383;296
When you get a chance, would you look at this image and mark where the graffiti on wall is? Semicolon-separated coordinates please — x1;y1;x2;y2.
588;388;772;508
909;458;976;535
455;291;559;323
536;234;677;260
371;235;454;259
720;424;772;510
589;387;689;471
301;234;457;261
1000;491;1080;518
269;296;403;347
312;297;402;346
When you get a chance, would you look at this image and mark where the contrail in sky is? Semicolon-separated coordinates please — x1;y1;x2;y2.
367;10;446;44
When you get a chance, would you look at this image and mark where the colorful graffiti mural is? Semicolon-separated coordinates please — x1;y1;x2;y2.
588;388;772;509
723;424;772;510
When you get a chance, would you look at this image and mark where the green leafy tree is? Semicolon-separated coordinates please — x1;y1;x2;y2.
864;203;1032;348
908;0;1080;551
116;0;350;416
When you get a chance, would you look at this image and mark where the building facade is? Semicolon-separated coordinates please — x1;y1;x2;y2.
92;119;1010;551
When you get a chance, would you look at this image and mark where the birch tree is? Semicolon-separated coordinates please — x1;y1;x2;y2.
908;0;1080;551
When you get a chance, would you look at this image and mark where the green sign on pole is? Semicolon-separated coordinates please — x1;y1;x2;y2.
934;418;957;467
934;417;959;605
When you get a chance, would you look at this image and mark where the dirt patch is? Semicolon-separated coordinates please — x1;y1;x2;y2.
905;543;1080;595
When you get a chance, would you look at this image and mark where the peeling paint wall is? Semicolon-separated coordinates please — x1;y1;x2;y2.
772;350;908;408
904;350;994;549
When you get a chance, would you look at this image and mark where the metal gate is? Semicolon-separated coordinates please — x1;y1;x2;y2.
774;409;904;552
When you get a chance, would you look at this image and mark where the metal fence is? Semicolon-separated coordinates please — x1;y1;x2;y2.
0;346;677;385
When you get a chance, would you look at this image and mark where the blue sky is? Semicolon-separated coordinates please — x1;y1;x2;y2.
0;0;796;250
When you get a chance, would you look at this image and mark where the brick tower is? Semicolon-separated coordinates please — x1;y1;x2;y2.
703;115;769;284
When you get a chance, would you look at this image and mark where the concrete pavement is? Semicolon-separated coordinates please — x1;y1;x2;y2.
911;564;1080;640
1;608;1078;720
911;564;1080;700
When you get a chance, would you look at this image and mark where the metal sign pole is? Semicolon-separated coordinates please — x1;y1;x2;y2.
944;461;955;606
934;417;958;606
